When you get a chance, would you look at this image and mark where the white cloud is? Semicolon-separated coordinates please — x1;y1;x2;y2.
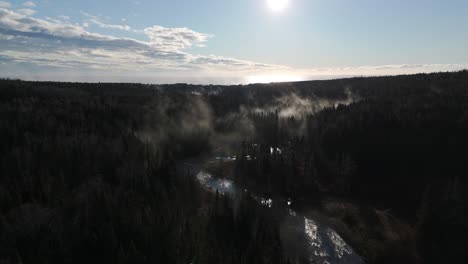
16;8;36;15
22;1;36;7
0;8;108;39
0;7;466;84
144;25;212;52
44;17;61;23
81;11;134;32
88;18;132;31
0;8;278;76
0;1;11;8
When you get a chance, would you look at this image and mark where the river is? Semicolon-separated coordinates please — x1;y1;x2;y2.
183;160;365;264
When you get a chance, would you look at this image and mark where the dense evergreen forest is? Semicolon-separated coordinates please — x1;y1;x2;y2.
1;70;468;263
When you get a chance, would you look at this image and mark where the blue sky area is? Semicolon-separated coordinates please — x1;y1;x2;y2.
0;0;467;84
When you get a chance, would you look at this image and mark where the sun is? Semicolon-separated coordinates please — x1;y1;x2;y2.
267;0;289;12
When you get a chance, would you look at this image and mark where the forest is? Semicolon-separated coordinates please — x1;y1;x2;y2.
1;70;468;264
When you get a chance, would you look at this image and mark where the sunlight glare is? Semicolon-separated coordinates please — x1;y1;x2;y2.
267;0;289;12
246;74;303;84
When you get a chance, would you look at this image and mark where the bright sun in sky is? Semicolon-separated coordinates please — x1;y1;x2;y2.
267;0;289;12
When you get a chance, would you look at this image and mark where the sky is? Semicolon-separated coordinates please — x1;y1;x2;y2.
0;0;467;84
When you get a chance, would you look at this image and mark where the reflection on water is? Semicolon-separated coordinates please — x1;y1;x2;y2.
305;218;324;250
215;156;237;161
270;147;283;155
196;171;236;195
195;169;363;264
303;218;359;263
327;228;353;259
260;198;273;208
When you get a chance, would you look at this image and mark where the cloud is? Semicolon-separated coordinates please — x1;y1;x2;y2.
81;11;132;32
0;8;279;76
0;1;10;8
88;18;132;31
80;13;209;52
0;8;109;40
144;25;212;52
190;54;288;71
0;7;466;84
16;8;36;15
22;1;35;7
